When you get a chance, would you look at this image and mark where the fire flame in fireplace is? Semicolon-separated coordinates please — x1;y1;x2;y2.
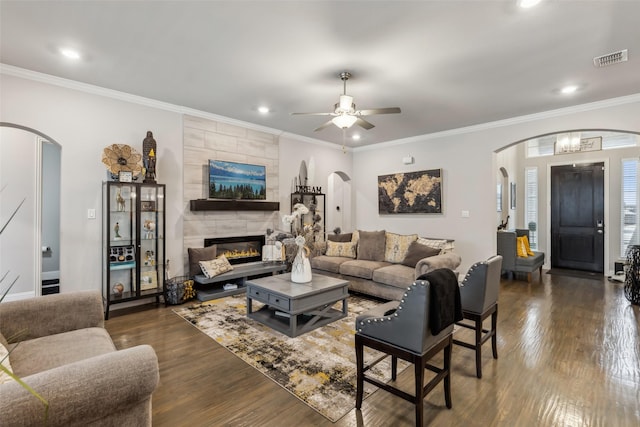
220;247;260;260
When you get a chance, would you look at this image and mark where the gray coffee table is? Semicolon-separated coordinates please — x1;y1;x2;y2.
246;273;349;337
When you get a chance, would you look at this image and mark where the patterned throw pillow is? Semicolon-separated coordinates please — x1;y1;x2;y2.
199;255;234;278
384;232;418;263
416;237;455;254
325;241;357;258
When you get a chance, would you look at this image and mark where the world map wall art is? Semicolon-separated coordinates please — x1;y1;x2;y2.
378;168;442;214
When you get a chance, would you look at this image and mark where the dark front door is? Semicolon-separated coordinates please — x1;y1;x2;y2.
551;162;605;272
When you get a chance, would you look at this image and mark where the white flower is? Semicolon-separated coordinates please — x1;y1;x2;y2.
292;203;309;215
282;214;295;225
295;235;306;246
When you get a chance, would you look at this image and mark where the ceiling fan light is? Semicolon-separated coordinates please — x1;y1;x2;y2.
338;95;354;111
332;114;357;129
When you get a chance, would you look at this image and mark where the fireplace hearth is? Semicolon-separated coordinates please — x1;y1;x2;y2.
204;235;266;265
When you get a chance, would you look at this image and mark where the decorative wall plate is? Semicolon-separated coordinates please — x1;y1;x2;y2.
102;144;143;177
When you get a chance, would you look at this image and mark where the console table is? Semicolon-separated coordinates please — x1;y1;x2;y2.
194;261;287;302
246;273;349;337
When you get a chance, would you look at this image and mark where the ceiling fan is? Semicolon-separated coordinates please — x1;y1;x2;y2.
291;72;401;131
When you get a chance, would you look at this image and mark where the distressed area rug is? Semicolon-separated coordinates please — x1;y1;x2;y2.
173;294;408;422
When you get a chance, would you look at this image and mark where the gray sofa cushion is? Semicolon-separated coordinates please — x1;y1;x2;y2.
372;264;416;288
357;230;386;261
310;255;353;273
10;327;116;377
340;260;391;279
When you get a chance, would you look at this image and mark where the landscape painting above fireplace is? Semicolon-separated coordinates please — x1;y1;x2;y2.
209;160;266;200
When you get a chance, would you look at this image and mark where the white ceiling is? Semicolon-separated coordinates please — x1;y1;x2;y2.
1;1;639;147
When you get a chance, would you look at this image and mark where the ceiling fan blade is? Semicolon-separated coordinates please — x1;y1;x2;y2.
314;120;335;132
355;117;375;130
291;112;334;116
357;107;401;116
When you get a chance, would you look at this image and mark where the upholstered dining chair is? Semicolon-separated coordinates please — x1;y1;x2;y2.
452;255;503;379
355;269;462;427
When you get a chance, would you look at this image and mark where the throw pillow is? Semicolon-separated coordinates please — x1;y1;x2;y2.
188;246;217;277
199;255;233;279
416;237;447;252
325;241;357;258
401;241;442;267
356;230;386;261
0;342;13;385
516;236;529;258
327;233;353;243
384;232;418;263
522;234;535;256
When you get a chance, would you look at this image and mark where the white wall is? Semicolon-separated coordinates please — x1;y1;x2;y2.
278;135;353;233
1;73;184;296
2;69;639;294
1;127;38;297
353;98;640;274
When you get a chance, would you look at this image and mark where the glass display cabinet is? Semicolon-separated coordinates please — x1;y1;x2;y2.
102;182;165;319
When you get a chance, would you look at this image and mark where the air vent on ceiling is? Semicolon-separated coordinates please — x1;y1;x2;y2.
593;49;628;67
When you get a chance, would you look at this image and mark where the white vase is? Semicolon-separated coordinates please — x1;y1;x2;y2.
291;245;312;283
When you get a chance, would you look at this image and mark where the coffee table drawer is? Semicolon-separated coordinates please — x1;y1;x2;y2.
268;293;290;310
248;286;268;303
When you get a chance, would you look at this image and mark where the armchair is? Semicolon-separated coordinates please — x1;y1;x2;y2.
354;269;461;427
0;291;159;426
453;255;502;379
497;229;544;282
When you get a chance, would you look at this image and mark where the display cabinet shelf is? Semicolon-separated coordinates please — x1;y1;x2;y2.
102;182;166;319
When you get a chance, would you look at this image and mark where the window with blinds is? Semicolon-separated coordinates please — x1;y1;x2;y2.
621;158;639;257
525;167;538;249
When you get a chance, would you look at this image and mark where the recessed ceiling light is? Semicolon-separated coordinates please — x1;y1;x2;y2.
258;106;270;114
560;85;579;94
352;134;361;140
518;0;541;8
60;48;80;60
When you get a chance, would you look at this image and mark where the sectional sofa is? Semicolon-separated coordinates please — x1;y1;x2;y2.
310;230;461;300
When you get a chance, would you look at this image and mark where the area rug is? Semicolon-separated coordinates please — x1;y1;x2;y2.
173;294;408;422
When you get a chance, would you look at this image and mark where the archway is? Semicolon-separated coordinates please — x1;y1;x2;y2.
326;171;352;234
1;122;62;299
495;129;639;274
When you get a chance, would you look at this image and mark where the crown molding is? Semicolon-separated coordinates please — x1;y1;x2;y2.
0;63;286;138
355;92;640;152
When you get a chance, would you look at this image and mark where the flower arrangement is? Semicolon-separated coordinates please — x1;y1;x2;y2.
282;202;322;248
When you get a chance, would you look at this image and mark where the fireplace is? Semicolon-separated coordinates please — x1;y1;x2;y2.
204;235;265;265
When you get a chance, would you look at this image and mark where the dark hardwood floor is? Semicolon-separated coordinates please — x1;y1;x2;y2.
106;273;640;426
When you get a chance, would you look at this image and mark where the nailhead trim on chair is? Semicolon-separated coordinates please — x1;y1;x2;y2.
357;281;425;332
461;261;485;286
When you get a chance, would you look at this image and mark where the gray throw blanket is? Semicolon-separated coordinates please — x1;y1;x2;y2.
417;268;463;334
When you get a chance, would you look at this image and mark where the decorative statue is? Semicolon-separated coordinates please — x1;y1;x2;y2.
144;148;157;183
114;222;121;239
116;189;125;211
143;219;155;239
143;131;157;183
